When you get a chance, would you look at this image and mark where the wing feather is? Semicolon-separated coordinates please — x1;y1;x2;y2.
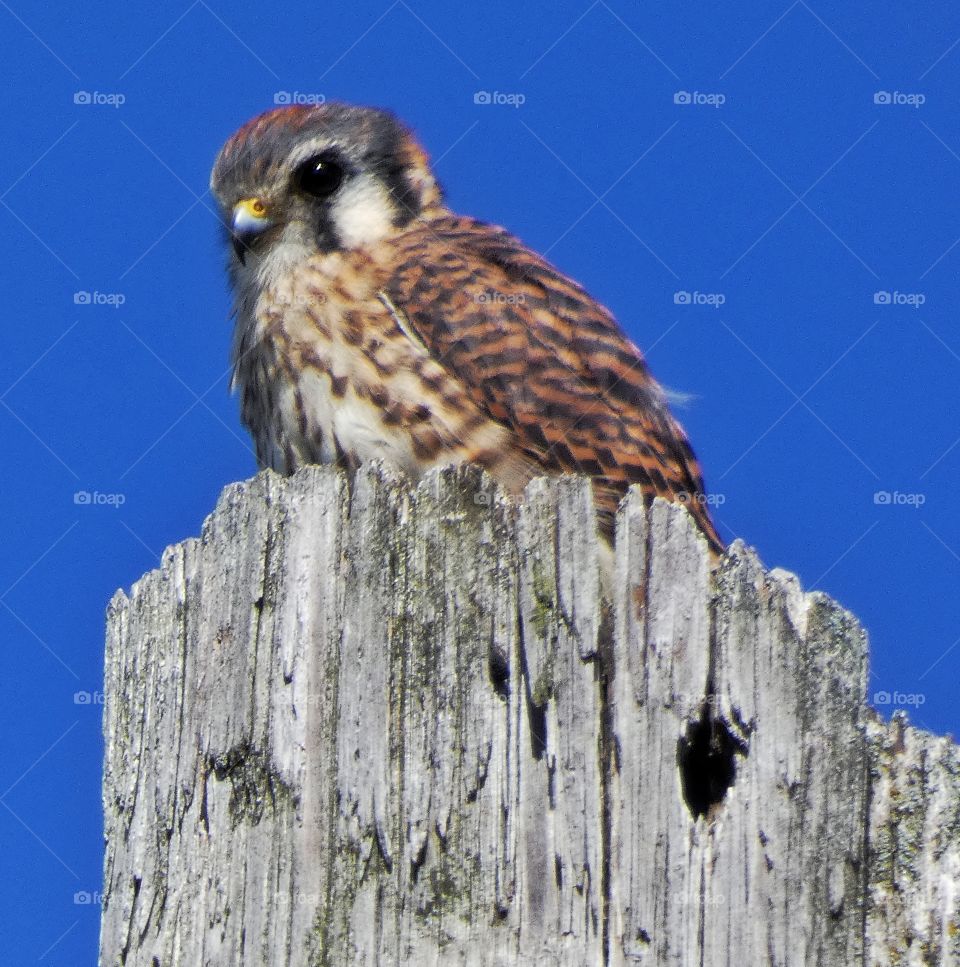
383;215;723;551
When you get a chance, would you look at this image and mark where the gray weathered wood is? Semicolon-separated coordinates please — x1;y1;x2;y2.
99;465;960;966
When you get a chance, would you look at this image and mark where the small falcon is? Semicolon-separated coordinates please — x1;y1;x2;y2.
210;103;722;552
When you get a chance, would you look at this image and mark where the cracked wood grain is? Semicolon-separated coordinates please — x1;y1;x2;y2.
100;465;960;966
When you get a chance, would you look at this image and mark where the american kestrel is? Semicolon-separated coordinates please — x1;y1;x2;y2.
210;103;722;553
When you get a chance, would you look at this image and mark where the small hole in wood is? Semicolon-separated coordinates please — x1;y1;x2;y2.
488;648;509;699
678;703;739;819
528;699;547;761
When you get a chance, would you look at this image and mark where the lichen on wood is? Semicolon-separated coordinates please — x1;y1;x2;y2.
100;465;960;966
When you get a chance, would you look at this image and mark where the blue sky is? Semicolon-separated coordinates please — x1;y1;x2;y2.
3;1;960;961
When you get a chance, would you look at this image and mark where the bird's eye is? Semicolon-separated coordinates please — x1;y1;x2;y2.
296;156;344;198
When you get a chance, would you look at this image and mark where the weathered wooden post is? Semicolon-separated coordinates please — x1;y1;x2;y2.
99;464;960;965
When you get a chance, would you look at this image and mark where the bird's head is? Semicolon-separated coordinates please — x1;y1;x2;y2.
210;103;443;267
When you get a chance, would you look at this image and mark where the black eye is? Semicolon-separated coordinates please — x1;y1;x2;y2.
296;156;344;198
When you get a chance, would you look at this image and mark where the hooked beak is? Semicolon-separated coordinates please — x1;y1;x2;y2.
231;197;272;263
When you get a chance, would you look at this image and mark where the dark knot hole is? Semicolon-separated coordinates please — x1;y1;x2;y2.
678;702;740;819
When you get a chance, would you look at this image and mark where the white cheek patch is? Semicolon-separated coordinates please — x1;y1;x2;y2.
331;175;396;248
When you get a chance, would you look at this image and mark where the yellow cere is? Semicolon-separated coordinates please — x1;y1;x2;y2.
239;197;267;218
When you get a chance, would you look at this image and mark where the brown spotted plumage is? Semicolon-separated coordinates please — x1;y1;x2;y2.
211;102;722;553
